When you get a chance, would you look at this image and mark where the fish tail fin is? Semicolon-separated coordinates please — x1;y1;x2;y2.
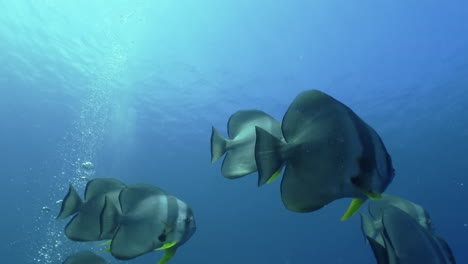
255;126;285;186
158;247;178;264
56;184;83;220
210;126;227;163
99;196;120;239
341;198;366;221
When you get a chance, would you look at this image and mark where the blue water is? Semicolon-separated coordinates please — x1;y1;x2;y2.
1;1;467;263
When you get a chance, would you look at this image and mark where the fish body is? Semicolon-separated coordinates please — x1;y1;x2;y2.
211;110;282;179
56;178;126;241
254;90;394;216
100;184;196;263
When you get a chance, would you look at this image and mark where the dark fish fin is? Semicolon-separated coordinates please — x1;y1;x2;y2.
119;184;167;214
227;110;276;138
56;184;83;220
210;126;227;163
110;220;160;260
84;178;126;201
100;196;121;240
433;235;457;264
360;213;382;244
221;148;257;178
255;126;285;186
65;197;108;242
367;235;389;264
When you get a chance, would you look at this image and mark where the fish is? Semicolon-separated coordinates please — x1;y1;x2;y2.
254;90;395;219
211;110;283;180
361;194;433;245
360;194;456;263
56;178;126;241
100;184;196;264
367;205;456;264
62;250;108;264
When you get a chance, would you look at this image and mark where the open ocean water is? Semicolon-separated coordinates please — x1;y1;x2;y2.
1;1;467;263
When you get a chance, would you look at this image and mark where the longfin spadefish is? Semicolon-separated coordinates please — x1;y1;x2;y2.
157;247;177;264
341;198;365;221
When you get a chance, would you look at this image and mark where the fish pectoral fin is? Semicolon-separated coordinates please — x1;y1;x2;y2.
157;247;178;264
341;198;366;221
363;191;382;200
104;247;111;253
155;242;177;251
99;240;112;246
266;167;282;184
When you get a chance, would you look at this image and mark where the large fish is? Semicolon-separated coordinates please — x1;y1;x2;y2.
211;110;283;180
63;251;108;264
254;90;395;219
56;178;126;241
361;194;433;245
100;184;196;264
366;206;456;264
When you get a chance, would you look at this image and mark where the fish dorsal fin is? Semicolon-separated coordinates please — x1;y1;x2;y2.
84;178;126;201
227;110;278;139
280;90;337;141
119;184;167;214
